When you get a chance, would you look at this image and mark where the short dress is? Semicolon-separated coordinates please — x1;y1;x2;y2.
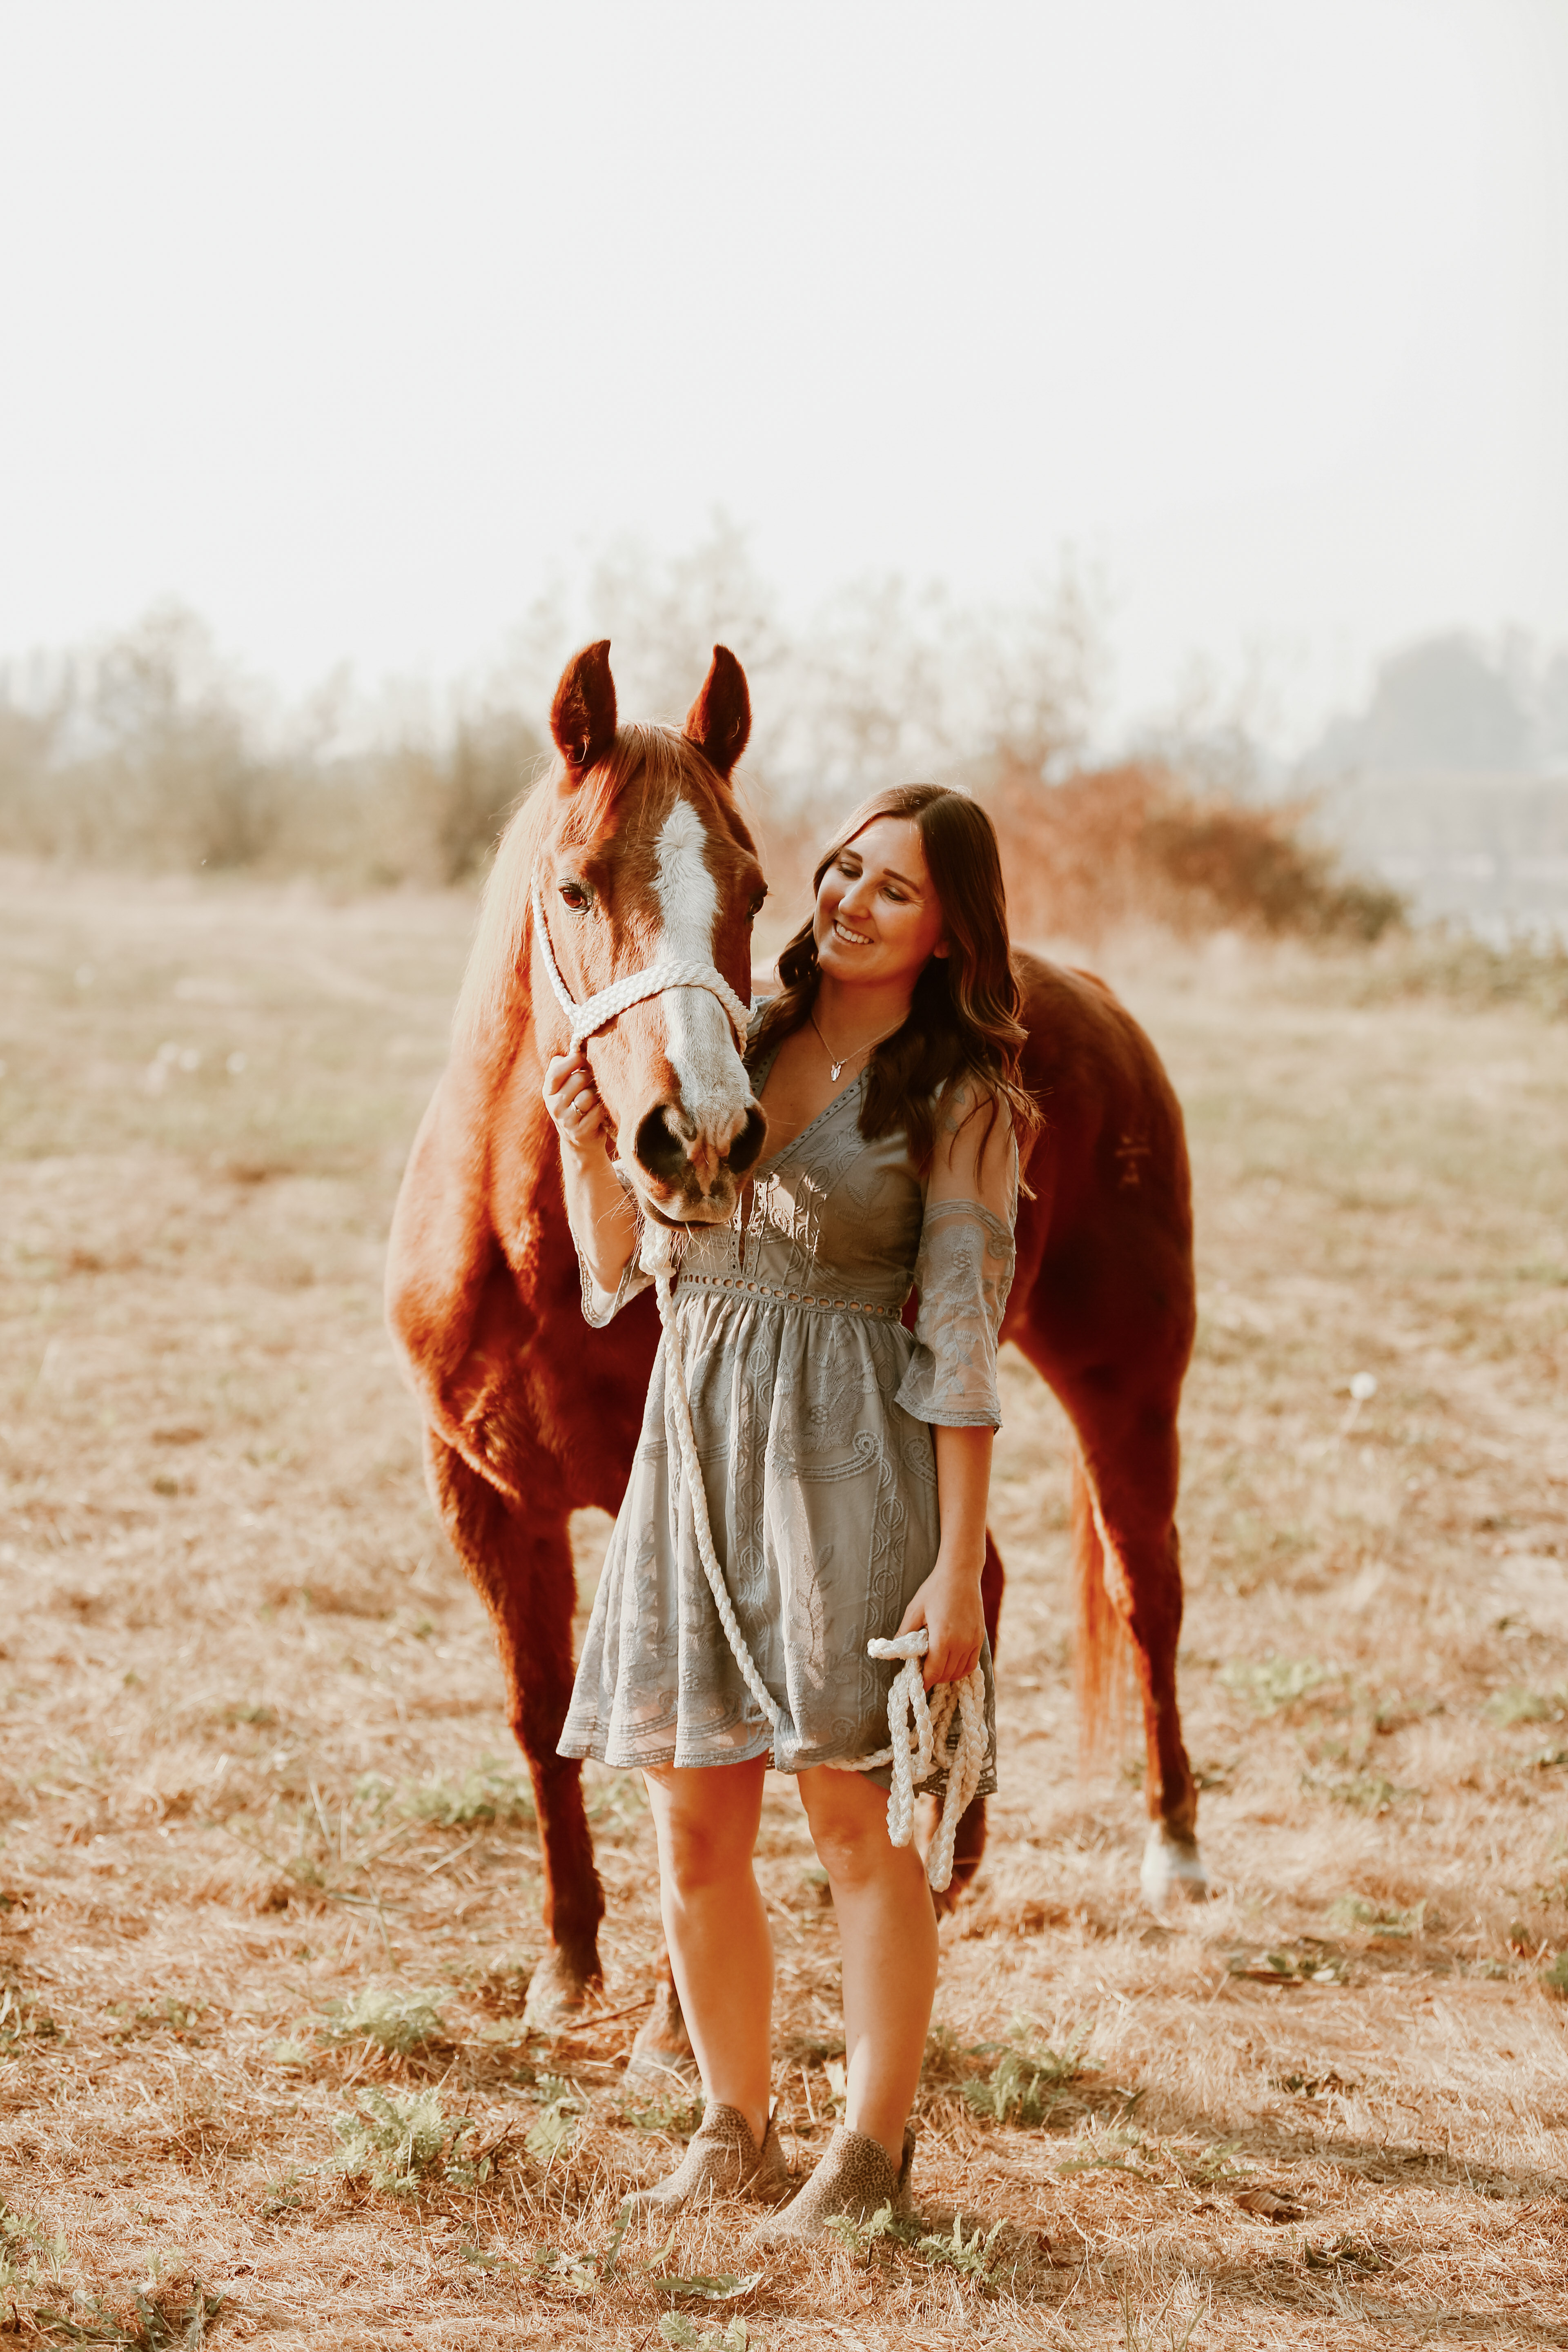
557;1029;1017;1789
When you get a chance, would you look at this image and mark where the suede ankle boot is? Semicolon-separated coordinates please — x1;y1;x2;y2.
621;2101;791;2216
746;2122;915;2245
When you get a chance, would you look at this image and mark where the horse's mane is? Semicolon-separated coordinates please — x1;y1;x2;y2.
454;723;752;1060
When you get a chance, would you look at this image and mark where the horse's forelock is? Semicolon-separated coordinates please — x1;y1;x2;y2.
454;723;741;1057
555;725;693;849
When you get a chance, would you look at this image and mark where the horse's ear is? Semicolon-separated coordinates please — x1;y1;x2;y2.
684;645;751;780
550;639;618;782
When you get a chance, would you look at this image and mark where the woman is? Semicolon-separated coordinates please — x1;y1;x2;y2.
545;783;1037;2237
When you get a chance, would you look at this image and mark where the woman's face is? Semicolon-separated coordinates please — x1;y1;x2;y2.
813;816;949;991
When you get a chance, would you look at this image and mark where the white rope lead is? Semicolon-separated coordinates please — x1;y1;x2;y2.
532;884;753;1052
860;1630;990;1896
653;1266;789;1744
651;1266;990;1894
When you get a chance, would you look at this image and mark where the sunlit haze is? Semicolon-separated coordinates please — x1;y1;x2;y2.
2;0;1565;751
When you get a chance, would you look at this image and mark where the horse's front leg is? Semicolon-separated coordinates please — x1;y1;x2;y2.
424;1431;605;2023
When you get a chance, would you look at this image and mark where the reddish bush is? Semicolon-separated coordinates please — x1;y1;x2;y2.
753;759;1402;951
980;758;1404;946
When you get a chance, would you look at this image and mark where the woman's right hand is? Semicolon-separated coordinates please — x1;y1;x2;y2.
543;1047;610;1155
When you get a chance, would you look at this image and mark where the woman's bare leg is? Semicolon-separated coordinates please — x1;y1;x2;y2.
642;1757;772;2147
797;1766;938;2165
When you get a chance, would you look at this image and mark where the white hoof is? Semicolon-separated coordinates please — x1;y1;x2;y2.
1141;1824;1210;1911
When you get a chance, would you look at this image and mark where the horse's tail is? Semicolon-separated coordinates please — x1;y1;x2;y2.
1073;1452;1129;1768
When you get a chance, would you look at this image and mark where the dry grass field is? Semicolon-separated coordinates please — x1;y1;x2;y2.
2;861;1566;2350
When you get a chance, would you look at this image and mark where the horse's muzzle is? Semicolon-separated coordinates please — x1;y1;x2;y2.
631;1099;768;1216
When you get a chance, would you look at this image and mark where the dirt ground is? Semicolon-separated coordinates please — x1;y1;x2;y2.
1;862;1566;2350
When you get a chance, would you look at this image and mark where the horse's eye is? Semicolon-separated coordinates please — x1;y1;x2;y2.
559;880;592;912
748;891;768;921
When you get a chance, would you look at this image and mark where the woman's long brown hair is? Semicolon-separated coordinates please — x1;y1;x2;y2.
753;784;1041;1173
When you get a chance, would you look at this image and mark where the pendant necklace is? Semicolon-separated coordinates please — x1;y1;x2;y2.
810;1005;905;1082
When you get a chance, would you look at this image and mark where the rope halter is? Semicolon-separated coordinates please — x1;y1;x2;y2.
530;882;754;1053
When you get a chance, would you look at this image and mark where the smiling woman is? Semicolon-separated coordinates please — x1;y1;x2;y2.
548;772;1040;2239
753;785;1042;1179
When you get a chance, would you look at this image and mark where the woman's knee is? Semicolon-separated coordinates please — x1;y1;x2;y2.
799;1772;903;1889
645;1763;763;1893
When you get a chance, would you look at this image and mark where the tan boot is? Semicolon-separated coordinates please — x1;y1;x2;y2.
621;2101;791;2215
746;2123;915;2245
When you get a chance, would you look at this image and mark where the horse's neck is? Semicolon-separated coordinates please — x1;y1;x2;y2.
455;947;572;1264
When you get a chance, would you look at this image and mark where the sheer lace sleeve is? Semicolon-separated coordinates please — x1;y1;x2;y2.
579;1247;651;1328
576;1210;651;1327
895;1082;1018;1428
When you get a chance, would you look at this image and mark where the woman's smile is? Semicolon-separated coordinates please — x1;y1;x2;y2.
814;815;948;987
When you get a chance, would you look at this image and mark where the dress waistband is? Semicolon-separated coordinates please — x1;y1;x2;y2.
676;1272;904;1322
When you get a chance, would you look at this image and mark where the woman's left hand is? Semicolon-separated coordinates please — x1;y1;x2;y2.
896;1554;986;1691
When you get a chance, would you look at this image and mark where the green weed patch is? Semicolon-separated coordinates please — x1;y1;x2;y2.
1220;1655;1340;1712
961;2022;1089;2126
322;1984;445;2057
330;2089;478;2195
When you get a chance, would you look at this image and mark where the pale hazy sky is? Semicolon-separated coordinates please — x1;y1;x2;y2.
2;0;1565;749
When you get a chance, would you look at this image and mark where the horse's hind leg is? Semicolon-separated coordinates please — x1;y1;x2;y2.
425;1432;606;2024
1065;1395;1207;1909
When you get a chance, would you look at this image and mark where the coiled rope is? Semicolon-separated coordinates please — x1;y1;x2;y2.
531;884;753;1051
650;1255;991;1893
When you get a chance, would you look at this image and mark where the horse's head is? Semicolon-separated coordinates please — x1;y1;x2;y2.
529;638;769;1224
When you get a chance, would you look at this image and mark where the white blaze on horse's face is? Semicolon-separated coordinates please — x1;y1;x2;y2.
652;800;742;1132
624;795;760;1218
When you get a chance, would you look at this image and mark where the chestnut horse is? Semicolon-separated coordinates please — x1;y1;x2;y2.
386;640;1203;2072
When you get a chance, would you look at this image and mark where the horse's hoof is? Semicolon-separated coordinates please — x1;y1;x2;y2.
1140;1824;1210;1912
521;1945;603;2031
625;1982;698;2087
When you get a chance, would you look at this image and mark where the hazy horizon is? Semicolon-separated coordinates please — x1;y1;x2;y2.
3;0;1566;759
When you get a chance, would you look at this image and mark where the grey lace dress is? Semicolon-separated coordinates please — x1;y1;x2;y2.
557;1033;1016;1788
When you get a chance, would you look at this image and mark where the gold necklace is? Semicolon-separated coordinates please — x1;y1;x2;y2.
810;1004;906;1083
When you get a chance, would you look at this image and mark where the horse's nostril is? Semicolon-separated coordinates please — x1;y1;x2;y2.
727;1105;767;1176
634;1101;760;1189
633;1103;688;1182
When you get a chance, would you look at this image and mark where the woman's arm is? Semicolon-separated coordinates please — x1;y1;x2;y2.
897;1425;992;1689
893;1076;1016;1688
542;1046;639;1298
